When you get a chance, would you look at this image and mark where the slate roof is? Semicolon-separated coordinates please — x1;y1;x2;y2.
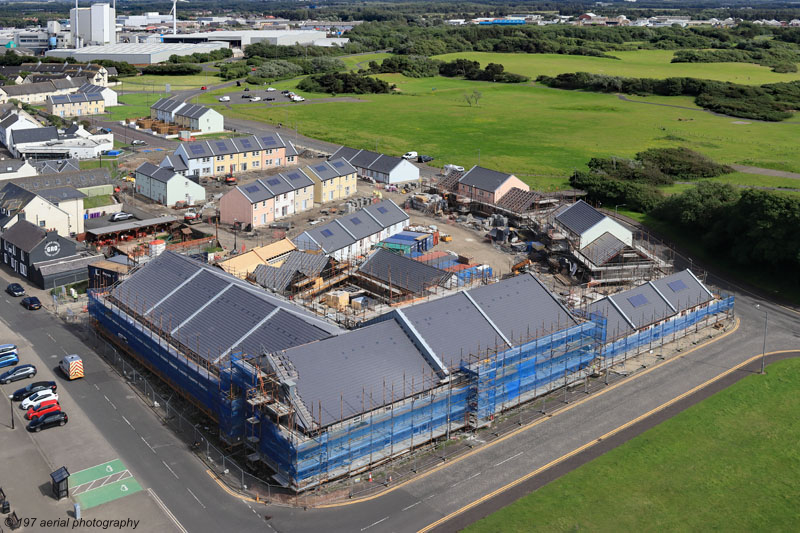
38;186;86;203
336;211;383;241
363;199;408;228
136;161;178;184
580;232;627;266
109;251;341;363
34;253;97;276
0;182;36;227
281;168;314;189
0;159;28;174
348;149;382;169
358;248;451;294
297;219;354;254
151;97;184;113
554;200;606;236
236;180;274;204
252;251;329;293
649;269;713;312
277;318;437;429
259;175;293;196
328;146;360;161
77;83;105;94
13;167;109;190
1;218;46;252
180;134;293;160
0;113;18;129
306;158;356;181
458;166;514;192
11;126;59;145
587;298;634;340
369;154;405;174
48;93;103;105
160;154;188;173
175;103;212;119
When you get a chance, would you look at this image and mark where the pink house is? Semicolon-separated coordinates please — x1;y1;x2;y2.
220;180;275;228
456;166;529;204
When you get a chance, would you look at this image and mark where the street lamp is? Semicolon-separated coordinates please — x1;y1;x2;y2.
754;304;768;374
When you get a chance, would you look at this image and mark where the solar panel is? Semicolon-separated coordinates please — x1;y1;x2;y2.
215;141;228;151
240;138;252;148
321;229;334;238
667;279;688;293
244;185;260;193
350;217;362;225
267;178;281;186
627;294;649;308
376;206;388;214
261;137;277;146
286;172;301;180
331;161;345;169
314;165;327;172
190;145;205;155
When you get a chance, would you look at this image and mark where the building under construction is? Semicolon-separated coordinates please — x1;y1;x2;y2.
88;251;732;491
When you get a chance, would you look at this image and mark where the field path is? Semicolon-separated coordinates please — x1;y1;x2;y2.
616;93;800;124
729;164;800;180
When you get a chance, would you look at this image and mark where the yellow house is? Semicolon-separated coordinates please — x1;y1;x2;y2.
305;158;358;204
217;238;296;279
46;93;105;117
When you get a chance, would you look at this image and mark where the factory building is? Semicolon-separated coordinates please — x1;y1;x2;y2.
70;2;116;47
46;42;228;65
160;30;326;48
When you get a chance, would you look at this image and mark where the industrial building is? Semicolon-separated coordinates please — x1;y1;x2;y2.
70;2;116;47
160;30;326;47
46;42;229;65
293;199;409;262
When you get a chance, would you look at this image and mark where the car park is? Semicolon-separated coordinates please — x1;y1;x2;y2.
250;96;262;102
110;212;134;221
6;283;25;296
218;96;231;102
26;399;60;420
131;139;147;146
417;155;434;163
21;390;58;410
27;411;68;432
11;381;57;402
0;364;36;384
21;296;41;310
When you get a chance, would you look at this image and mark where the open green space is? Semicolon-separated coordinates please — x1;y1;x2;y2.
117;74;222;92
83;194;115;209
341;52;393;71
106;92;169;121
80;159;119;171
432;50;800;85
221;75;800;190
466;357;800;533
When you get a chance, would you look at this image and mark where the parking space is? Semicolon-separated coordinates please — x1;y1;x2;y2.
216;87;301;105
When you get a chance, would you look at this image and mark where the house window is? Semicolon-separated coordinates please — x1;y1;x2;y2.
252;151;259;156
266;149;273;155
216;156;224;161
262;201;267;207
39;220;46;227
345;187;350;195
216;166;224;172
253;161;259;167
203;167;211;174
229;154;234;160
282;193;287;200
287;156;294;162
266;159;272;166
202;157;210;162
277;158;282;165
241;163;247;171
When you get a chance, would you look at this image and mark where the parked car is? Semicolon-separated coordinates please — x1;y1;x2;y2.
403;151;418;160
444;164;464;173
281;90;290;95
241;94;252;99
218;96;230;102
11;381;57;402
265;97;275;101
201;86;207;90
417;155;434;163
250;96;262;102
5;283;24;297
0;364;36;384
27;411;68;432
0;344;19;368
110;212;134;222
131;139;147;146
244;87;250;92
21;390;58;410
20;296;41;310
266;87;276;92
26;399;60;420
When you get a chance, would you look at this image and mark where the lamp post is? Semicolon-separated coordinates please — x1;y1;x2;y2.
755;304;767;374
233;218;238;253
615;203;626;217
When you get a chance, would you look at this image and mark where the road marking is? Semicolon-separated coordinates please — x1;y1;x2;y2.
69;459;127;488
47;333;56;343
162;460;179;479
122;415;133;428
141;436;156;454
76;477;143;510
403;501;422;511
416;348;797;533
494;452;524;467
187;487;206;509
361;516;389;531
94;384;100;391
451;472;481;489
104;395;117;410
148;489;189;533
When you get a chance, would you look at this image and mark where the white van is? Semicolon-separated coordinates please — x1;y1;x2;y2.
218;96;230;102
403;151;418;160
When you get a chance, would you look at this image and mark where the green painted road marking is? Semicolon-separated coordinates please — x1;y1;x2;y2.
75;477;142;510
69;459;126;487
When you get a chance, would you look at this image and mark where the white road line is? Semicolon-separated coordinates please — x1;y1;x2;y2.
361;516;389;531
493;451;524;467
402;501;422;511
162;460;179;479
47;333;56;343
424;493;437;501
94;384;100;391
450;472;481;489
187;488;206;509
141;436;156;454
121;415;133;428
104;395;117;410
148;488;189;533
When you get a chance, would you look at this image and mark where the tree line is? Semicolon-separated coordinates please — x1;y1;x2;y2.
364;56;528;82
297;72;393;95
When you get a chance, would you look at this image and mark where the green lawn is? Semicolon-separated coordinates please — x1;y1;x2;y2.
433;50;800;85
117;74;223;92
220;76;800;190
466;358;800;533
341;52;393;71
80;159;119;171
106;92;170;121
83;194;115;209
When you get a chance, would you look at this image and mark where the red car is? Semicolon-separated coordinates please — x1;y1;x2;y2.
201;86;207;90
26;399;61;420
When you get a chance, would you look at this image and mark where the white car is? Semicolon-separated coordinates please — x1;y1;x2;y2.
218;96;230;102
21;390;58;410
403;151;418;160
266;87;276;92
250;96;262;102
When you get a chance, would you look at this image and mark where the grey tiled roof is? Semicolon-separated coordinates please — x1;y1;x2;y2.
358;248;451;294
1;218;45;252
175;103;212;119
306;158;356;181
0;182;36;227
34;253;97;276
259;175;293;196
580;232;626;266
649;269;713;312
14;167;109;190
161;154;188;172
151;97;184;113
587;298;634;340
610;282;673;330
363;199;408;228
33;158;80;174
368;154;404;174
38;186;86;203
297;220;354;254
554;200;606;236
281;168;314;189
236;180;274;204
336;211;382;241
48;93;102;104
458;166;513;192
11;126;59;144
136;162;178;184
328;145;360;161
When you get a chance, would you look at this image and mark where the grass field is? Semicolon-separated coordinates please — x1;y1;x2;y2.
221;75;800;190
107;93;170;121
466;357;800;532
341;52;393;71
117;74;223;92
432;50;800;85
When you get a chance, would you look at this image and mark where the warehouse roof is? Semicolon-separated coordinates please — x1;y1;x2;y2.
109;251;341;363
358;248;451;294
306;158;356;181
458;166;515;193
554;200;606;236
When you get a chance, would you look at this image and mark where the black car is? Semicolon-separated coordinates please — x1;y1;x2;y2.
27;411;68;432
5;283;24;297
21;297;41;310
265;97;275;101
281;90;290;95
11;381;57;402
241;94;252;99
0;364;36;384
417;155;434;163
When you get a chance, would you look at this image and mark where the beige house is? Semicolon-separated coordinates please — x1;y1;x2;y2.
305;158;358;203
0;78;86;105
46;93;105;117
0;182;79;237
